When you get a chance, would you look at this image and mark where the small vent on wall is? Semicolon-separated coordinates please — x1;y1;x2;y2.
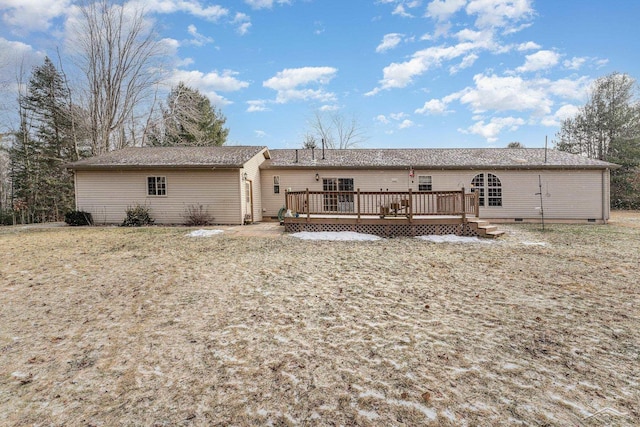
588;218;596;223
514;218;523;222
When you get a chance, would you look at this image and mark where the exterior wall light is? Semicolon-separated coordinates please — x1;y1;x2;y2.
315;173;320;181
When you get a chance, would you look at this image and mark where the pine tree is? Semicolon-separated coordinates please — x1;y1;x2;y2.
147;82;229;146
9;57;78;222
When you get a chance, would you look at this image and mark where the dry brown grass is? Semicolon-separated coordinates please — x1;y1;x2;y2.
1;213;639;426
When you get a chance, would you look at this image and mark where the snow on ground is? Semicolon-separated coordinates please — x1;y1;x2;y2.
186;229;224;237
416;234;494;244
290;231;381;241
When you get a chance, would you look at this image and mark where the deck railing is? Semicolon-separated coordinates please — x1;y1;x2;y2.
285;188;478;222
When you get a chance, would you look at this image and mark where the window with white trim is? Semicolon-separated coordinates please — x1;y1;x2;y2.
471;173;502;207
147;176;166;196
273;176;280;194
418;175;432;191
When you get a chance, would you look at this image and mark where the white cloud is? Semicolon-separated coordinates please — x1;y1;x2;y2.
540;104;581;127
545;76;590;100
233;12;251;35
462;116;525;142
392;5;414;18
457;73;553;115
367;42;477;94
263;66;337;103
415;98;453;115
166;69;249;106
244;0;291;9
254;130;267;138
390;112;408;121
466;0;534;30
449;53;479;74
426;0;466;21
516;50;560;73
399;119;415;129
186;24;214;46
170;69;249;92
375;115;390;124
517;41;541;51
563;56;587;70
247;100;269;112
376;33;404;53
0;0;71;31
139;0;228;22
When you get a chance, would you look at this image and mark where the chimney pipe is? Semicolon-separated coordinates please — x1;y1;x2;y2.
322;138;325;160
311;147;315;160
295;149;298;163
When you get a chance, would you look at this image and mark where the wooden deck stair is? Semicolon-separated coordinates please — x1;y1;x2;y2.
467;219;505;239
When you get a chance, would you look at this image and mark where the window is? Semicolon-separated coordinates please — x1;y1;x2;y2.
147;176;166;196
418;175;432;191
273;176;280;194
471;173;502;207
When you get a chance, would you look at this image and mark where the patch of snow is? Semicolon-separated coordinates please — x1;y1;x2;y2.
416;234;493;244
290;231;382;241
186;229;224;237
358;409;380;420
502;363;520;370
521;241;547;246
442;408;456;422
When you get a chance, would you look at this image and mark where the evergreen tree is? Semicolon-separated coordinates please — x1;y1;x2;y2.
147;82;229;146
9;57;78;222
555;72;640;208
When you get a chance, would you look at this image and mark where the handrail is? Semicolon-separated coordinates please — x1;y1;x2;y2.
285;189;478;220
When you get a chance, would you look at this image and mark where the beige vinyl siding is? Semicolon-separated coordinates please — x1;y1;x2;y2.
240;148;268;222
260;168;609;221
75;169;241;224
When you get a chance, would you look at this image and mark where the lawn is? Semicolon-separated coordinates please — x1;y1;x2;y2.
1;214;638;426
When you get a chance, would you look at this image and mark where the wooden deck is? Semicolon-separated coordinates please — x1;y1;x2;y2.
283;189;504;238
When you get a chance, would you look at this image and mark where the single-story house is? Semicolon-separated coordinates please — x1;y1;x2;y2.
67;146;618;225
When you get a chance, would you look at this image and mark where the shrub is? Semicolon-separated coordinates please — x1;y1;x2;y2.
64;210;94;226
121;204;154;227
184;204;213;226
0;210;13;226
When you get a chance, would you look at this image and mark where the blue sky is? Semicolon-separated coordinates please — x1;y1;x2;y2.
1;0;639;149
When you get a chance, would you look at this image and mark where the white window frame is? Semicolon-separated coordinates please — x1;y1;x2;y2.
418;175;432;191
273;175;280;194
147;176;167;196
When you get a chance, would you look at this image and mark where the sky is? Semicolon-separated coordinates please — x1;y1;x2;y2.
1;0;639;149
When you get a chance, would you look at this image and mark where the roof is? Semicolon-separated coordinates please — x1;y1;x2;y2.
67;146;270;170
262;148;619;170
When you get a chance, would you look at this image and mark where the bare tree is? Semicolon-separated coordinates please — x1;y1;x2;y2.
71;0;166;155
308;110;367;149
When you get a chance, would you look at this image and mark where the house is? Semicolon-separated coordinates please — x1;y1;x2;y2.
68;146;270;225
67;146;618;228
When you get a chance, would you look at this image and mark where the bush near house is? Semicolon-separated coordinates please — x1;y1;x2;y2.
64;210;94;226
121;204;154;227
184;204;213;226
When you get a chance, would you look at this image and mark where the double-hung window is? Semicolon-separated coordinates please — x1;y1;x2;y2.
147;176;166;196
418;175;432;191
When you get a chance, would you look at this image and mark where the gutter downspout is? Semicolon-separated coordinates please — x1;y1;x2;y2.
602;168;608;223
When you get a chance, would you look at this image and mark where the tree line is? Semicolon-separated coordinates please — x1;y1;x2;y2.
0;0;228;224
554;72;640;209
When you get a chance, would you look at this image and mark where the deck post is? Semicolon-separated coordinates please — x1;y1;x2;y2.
306;188;310;222
461;187;466;223
357;188;361;222
408;188;413;223
285;189;289;211
474;190;480;217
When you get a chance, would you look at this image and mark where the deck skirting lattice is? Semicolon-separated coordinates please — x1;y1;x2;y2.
285;221;479;237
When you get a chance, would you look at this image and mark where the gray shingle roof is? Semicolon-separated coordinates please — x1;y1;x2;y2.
67;146;269;169
263;148;618;170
